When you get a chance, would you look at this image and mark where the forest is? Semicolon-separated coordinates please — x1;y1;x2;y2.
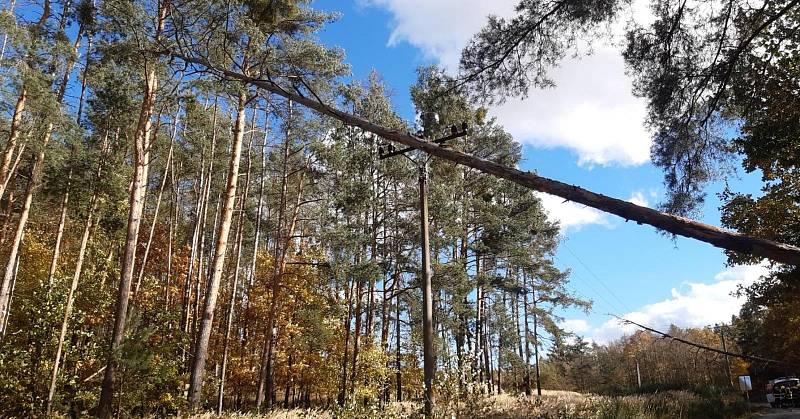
0;0;798;417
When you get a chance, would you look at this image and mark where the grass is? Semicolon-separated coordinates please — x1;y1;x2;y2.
189;390;751;418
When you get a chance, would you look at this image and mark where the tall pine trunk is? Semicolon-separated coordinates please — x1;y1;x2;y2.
96;6;165;413
188;89;248;409
133;113;177;301
218;110;255;413
0;89;26;201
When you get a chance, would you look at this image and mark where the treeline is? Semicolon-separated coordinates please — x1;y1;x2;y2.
0;0;587;416
541;327;749;396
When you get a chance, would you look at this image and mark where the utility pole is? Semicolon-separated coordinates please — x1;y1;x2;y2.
419;161;435;416
531;286;541;396
636;358;642;389
379;114;467;417
716;323;734;388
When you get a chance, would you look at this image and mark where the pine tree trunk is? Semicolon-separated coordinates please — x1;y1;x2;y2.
181;147;206;338
395;277;402;402
350;264;363;396
0;89;26;201
337;276;353;406
188;89;248;409
0;144;49;336
0;13;83;330
46;170;71;288
522;272;532;396
133;114;177;300
97;6;165;411
218;111;254;413
243;113;268;343
166;149;178;308
183;100;218;367
46;192;99;415
256;103;306;409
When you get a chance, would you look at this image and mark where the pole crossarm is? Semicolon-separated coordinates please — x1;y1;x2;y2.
379;128;468;160
173;53;800;266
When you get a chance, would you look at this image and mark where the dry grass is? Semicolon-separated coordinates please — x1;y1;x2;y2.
189;390;750;418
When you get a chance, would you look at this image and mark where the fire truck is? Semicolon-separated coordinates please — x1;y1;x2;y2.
767;377;800;408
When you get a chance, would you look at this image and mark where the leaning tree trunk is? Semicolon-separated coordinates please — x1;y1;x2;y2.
46;190;99;415
181;59;800;266
46;129;111;414
0;13;83;333
0;144;50;336
188;89;248;410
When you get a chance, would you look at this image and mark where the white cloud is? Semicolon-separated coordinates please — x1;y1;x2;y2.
536;192;610;232
363;0;654;166
590;263;770;344
360;0;518;69
627;190;650;207
560;318;590;334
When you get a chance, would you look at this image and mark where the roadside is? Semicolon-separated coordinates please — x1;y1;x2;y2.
751;403;800;418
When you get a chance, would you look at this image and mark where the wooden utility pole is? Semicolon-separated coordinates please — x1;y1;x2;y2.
418;161;435;416
531;286;541;396
636;358;642;389
716;324;734;388
378;116;466;416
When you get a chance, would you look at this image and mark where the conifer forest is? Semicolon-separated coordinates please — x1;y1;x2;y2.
0;0;799;417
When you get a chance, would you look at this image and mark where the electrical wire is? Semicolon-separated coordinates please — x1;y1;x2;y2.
563;242;633;313
613;314;799;368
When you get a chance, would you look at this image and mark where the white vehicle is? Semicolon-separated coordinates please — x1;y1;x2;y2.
766;377;800;408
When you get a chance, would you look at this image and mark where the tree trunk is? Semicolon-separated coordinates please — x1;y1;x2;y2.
522;272;532;396
419;164;435;416
350;266;362;397
46;193;99;415
133;111;177;301
46;170;71;289
531;285;541;396
188;89;248;409
243;110;268;343
0;89;26;201
337;277;353;406
0;144;49;337
189;61;800;266
218;110;255;413
97;6;165;412
0;13;83;332
256;103;306;409
395;276;402;402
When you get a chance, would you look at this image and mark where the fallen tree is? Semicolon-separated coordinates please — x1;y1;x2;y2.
173;54;800;266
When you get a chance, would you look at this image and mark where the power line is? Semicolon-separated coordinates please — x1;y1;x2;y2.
614;315;799;368
563;242;633;313
554;254;625;316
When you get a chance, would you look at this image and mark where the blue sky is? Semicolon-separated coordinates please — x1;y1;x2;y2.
313;0;770;343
